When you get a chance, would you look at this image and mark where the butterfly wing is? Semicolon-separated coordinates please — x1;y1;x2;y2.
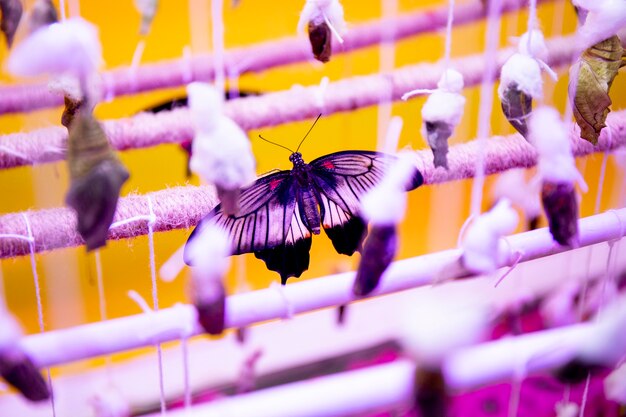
184;170;313;284
309;151;423;255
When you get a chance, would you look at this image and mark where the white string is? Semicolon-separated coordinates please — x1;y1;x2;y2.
181;46;194;84
270;282;294;319
181;336;192;409
525;0;537;51
322;12;344;44
212;0;226;94
594;152;610;214
21;214;57;417
578;373;591;417
60;0;67;20
145;197;166;416
469;0;503;217
443;0;455;74
400;89;436;101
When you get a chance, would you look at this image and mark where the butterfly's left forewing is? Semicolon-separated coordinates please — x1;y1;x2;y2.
309;151;393;255
184;171;296;261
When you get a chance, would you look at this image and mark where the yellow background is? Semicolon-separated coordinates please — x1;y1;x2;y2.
0;0;624;370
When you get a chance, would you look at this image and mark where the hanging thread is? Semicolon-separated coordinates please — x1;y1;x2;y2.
469;0;504;217
21;214;57;417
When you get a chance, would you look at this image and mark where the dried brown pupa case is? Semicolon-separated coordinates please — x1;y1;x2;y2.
353;224;396;296
61;95;84;129
571;35;625;145
66;113;129;251
541;180;579;247
500;81;532;139
308;20;332;63
0;0;23;47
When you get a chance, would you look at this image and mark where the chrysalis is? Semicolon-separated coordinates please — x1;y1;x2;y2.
308;20;332;63
411;69;465;169
298;0;346;63
66;112;130;250
541;181;579;246
187;82;256;216
499;30;554;139
186;224;231;335
353;225;396;296
355;152;423;296
0;0;22;47
27;0;57;34
529;107;587;247
0;312;50;402
570;35;625;145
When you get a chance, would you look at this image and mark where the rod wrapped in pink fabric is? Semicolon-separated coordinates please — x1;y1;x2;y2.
0;0;546;115
0;31;591;170
1;114;625;259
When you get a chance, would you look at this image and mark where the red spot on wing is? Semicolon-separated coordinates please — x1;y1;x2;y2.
322;161;335;170
269;178;282;191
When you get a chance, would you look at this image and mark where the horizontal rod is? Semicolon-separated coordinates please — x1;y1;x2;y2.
1;112;625;258
145;291;626;417
0;31;587;170
19;208;626;368
0;0;541;115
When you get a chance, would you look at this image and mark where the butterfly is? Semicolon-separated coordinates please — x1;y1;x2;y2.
184;119;424;284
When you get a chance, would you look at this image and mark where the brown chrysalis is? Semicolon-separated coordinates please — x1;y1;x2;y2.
541;181;579;247
0;0;23;47
0;348;50;401
571;35;625;145
308;19;332;63
353;224;396;297
66;113;130;250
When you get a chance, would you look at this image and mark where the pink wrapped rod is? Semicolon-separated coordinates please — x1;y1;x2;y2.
0;0;545;115
0;32;590;170
1;113;625;258
17;207;626;368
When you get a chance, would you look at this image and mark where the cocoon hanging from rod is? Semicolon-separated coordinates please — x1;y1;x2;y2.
185;223;231;335
498;30;556;139
186;82;256;216
529;107;588;247
297;0;346;63
356;151;423;296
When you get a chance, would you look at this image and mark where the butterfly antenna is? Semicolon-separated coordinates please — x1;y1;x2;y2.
258;135;295;154
295;113;322;153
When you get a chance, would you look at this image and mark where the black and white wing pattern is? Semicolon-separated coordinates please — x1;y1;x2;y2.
309;151;423;256
184;170;313;284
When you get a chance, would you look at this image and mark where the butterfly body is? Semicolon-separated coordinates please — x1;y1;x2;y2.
185;150;423;284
